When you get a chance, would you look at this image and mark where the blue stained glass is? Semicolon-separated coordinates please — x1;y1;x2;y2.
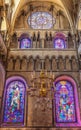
55;81;76;123
54;38;65;49
28;12;55;29
20;38;31;49
3;80;26;124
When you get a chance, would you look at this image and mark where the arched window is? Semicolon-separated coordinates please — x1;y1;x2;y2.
18;33;31;49
20;38;31;49
54;76;81;127
54;33;66;49
28;12;55;29
2;76;27;126
55;80;76;122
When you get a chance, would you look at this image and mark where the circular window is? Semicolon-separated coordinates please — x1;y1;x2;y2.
28;12;55;29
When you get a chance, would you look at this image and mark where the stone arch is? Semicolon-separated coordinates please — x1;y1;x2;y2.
7;56;14;71
58;56;64;71
44;56;50;71
71;56;78;71
15;56;21;71
51;56;57;71
11;0;74;33
28;56;34;71
21;56;28;71
35;56;41;71
65;56;71;71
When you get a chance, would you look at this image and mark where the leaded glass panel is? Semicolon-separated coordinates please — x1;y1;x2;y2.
20;38;31;49
28;12;55;29
55;80;76;123
54;38;65;49
3;80;26;124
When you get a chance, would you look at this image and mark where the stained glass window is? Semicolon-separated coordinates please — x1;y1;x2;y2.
54;33;66;49
28;12;55;29
20;38;31;49
54;38;65;49
3;79;26;125
55;80;76;123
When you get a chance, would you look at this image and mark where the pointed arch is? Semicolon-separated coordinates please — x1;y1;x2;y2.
11;0;74;33
60;0;74;33
53;33;67;49
54;75;81;127
18;33;31;49
2;76;27;126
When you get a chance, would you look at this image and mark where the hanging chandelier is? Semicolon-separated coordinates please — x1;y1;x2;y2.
28;70;55;97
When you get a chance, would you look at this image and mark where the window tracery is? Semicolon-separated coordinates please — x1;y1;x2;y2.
55;80;76;122
28;12;55;29
54;76;81;127
2;76;26;126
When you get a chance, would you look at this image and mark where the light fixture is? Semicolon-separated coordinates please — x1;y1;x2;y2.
27;70;55;111
28;70;55;97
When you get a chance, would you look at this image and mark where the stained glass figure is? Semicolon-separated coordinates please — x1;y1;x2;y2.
54;33;66;49
54;38;65;49
28;12;55;29
3;80;26;124
20;38;31;49
55;80;76;123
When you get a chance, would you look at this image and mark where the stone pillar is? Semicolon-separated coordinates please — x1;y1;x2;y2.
41;39;45;48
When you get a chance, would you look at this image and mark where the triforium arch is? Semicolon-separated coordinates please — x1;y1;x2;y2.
54;75;81;127
1;76;27;127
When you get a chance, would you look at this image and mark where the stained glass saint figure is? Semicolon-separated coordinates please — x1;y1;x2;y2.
55;81;76;122
20;38;31;49
3;80;26;124
54;33;66;49
54;38;65;49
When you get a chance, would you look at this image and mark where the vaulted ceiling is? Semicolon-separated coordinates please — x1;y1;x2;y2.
11;0;79;31
0;0;80;33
